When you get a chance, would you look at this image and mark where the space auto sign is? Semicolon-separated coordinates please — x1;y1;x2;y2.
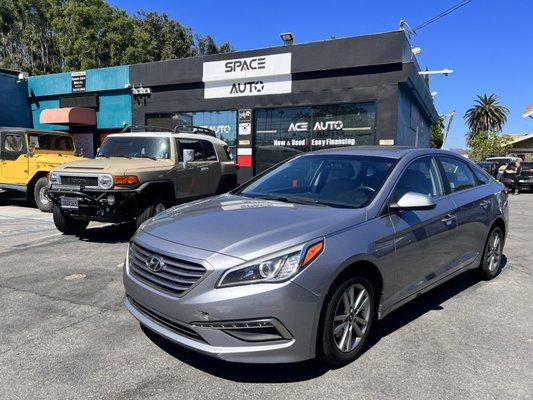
202;53;292;99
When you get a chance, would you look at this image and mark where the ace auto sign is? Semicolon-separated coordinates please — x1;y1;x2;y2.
203;53;291;99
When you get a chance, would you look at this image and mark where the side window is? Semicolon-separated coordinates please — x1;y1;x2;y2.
177;139;205;161
202;141;217;161
439;156;477;192
393;157;444;201
1;134;25;160
473;167;490;185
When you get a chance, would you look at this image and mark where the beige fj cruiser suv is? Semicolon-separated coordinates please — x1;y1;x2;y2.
48;126;238;235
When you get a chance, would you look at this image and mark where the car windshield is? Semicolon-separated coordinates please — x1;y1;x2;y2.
28;133;74;152
236;154;396;208
97;136;170;159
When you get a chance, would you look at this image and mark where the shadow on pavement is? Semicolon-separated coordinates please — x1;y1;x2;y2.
78;223;134;244
139;255;508;382
0;191;35;208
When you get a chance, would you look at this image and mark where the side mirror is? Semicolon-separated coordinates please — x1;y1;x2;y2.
182;149;195;167
389;192;436;211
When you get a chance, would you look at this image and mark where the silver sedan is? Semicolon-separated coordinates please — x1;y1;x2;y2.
123;147;508;365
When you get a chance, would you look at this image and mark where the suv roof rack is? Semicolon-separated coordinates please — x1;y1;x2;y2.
121;125;173;133
172;125;216;137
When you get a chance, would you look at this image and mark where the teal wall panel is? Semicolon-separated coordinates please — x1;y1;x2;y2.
27;72;71;97
86;66;129;92
97;92;131;129
27;65;129;97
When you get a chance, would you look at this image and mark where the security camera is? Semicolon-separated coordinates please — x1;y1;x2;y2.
17;71;29;83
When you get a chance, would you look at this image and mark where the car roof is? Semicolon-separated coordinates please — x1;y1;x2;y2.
105;131;227;145
299;146;465;160
0;127;71;136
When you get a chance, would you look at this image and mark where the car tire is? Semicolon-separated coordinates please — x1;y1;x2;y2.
319;276;376;366
478;226;504;280
136;199;167;229
34;177;53;212
52;206;89;235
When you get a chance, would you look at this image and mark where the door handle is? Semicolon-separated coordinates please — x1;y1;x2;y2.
200;167;209;172
479;200;490;209
441;214;456;226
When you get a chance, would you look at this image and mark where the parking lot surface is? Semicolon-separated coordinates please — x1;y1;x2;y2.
0;191;532;400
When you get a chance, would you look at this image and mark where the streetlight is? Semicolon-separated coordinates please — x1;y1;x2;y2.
280;32;294;45
418;69;454;76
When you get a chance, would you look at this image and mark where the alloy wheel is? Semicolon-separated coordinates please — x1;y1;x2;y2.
487;230;503;272
332;284;370;352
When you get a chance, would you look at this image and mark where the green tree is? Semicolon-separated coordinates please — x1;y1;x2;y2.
0;0;63;74
467;131;512;161
430;115;445;148
464;94;509;144
0;1;233;74
196;34;234;55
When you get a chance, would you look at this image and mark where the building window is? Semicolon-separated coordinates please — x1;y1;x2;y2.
146;110;237;160
254;102;376;173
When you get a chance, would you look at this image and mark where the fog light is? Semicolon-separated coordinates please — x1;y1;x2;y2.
107;194;115;205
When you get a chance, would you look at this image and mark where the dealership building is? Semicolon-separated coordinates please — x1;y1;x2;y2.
9;31;437;180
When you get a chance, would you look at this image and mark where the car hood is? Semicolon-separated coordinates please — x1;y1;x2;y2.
33;153;85;165
139;194;367;262
53;157;172;175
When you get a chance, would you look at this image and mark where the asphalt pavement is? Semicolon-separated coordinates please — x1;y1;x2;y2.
0;190;531;400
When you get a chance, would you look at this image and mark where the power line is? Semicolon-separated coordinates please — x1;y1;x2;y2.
413;0;473;33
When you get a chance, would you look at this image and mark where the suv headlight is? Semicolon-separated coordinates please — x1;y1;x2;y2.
217;240;324;287
98;174;113;189
49;172;59;184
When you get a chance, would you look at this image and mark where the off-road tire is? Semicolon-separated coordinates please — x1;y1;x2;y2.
319;276;376;366
34;177;52;212
52;206;89;235
478;226;504;280
135;199;167;229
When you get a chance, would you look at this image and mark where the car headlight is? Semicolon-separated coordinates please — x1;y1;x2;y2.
217;240;324;287
49;172;59;184
98;174;113;189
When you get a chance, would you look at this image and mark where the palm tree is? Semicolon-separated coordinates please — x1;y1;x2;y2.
464;94;509;143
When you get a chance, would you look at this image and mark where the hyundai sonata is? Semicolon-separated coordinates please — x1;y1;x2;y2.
123;147;508;365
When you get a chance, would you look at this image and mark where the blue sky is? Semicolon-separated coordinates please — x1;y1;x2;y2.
109;0;532;148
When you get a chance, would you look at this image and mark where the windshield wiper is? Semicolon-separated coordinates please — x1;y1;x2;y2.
111;155;132;159
257;195;329;207
132;154;158;160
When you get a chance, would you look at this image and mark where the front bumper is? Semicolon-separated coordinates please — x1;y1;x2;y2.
48;185;142;222
123;235;323;363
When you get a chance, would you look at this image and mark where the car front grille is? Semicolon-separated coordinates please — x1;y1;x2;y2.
127;296;206;343
60;176;99;187
128;242;207;297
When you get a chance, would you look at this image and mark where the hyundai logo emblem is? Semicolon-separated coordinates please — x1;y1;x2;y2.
145;256;165;273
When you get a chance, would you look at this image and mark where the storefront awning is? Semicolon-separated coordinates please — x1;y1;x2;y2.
40;107;96;126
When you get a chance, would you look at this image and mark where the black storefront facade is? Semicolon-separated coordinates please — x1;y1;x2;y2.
130;31;438;181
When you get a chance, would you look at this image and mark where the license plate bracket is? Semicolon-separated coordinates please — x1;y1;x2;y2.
60;197;79;209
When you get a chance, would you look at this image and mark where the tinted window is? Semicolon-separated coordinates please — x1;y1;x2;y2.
439;157;477;192
203;141;217;161
393;157;444;201
98;137;170;159
178;139;204;161
254;103;376;173
237;155;395;208
473;166;491;184
28;133;74;151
